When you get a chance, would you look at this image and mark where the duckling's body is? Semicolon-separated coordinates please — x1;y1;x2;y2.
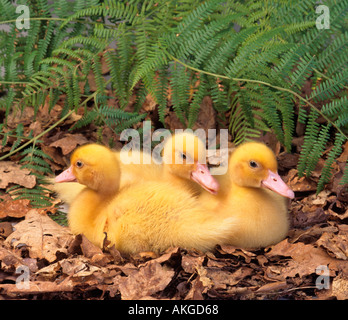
106;181;234;254
69;187;111;247
223;186;289;248
56;144;234;253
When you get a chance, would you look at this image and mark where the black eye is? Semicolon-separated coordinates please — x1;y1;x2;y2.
181;153;187;160
76;160;84;168
249;160;258;168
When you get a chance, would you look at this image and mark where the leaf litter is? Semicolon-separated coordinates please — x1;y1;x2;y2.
0;95;348;300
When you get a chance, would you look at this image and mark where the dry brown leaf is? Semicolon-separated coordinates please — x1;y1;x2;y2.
182;255;205;274
195;266;253;291
0;161;36;189
0;197;31;219
115;260;175;300
0;221;14;239
266;239;346;278
255;281;288;294
5;209;74;262
0;247;24;272
317;230;348;260
184;277;205;300
0;279;74;296
337;141;348;162
287;169;317;192
141;93;157;112
331;272;348;300
49;134;89;155
6;107;34;128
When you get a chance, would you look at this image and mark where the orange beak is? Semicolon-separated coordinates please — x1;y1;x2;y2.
55;166;77;183
261;169;294;199
191;162;219;195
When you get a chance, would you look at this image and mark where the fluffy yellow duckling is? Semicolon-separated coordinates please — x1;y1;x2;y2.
55;144;121;246
217;142;294;248
160;132;219;195
56;144;235;253
53;132;218;204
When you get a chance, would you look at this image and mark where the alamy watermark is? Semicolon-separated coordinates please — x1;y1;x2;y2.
316;5;330;30
15;5;30;30
15;265;30;290
315;265;330;290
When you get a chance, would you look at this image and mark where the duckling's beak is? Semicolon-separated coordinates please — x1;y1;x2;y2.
261;169;294;199
191;163;219;195
55;166;77;183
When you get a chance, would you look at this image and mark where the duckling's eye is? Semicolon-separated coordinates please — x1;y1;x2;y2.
249;160;259;168
75;160;84;168
180;153;187;160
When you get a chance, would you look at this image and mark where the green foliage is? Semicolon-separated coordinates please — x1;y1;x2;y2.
0;0;347;205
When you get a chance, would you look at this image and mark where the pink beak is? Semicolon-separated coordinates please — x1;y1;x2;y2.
55;166;77;183
191;163;219;195
261;169;294;199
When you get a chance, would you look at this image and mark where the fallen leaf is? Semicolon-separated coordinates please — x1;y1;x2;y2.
6;107;34;128
181;255;204;274
0;196;31;219
266;239;346;278
317;230;348;260
337;141;348;162
5;209;74;263
255;281;288;294
141;93;157;112
49;134;89;155
0;247;24;272
0;221;14;239
0;161;36;189
331;272;348;300
115;260;175;300
287;169;317;192
0;279;74;296
184;277;205;300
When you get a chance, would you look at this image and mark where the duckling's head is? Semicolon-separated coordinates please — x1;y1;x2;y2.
55;144;120;195
162;132;219;194
229;142;294;199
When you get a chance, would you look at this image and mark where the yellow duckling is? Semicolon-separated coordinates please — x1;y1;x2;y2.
160;132;219;195
215;142;294;248
55;144;121;246
56;144;235;253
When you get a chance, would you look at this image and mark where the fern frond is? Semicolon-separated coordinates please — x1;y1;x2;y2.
310;70;348;102
188;75;207;128
60;1;139;28
298;109;321;177
317;133;347;192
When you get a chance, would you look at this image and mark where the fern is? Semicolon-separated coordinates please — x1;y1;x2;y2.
298;109;321;177
317;133;347;192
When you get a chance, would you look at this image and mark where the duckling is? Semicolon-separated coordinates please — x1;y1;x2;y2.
160;132;219;195
217;142;294;248
55;144;121;246
53;132;218;204
55;144;235;253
